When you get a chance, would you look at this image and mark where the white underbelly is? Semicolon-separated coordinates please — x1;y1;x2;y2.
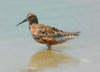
55;35;75;41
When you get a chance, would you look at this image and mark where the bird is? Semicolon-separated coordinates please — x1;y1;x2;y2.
16;13;80;50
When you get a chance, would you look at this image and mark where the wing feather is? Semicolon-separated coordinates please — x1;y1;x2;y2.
37;24;67;37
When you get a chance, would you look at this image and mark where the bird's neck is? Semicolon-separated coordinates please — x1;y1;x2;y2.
29;20;38;25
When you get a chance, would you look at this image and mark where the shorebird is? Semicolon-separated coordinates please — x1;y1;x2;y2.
16;13;80;50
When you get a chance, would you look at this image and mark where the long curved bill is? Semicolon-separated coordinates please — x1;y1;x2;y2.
16;19;27;26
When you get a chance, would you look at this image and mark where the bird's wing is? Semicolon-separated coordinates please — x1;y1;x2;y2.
36;24;70;37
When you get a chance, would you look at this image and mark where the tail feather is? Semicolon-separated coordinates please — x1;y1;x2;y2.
55;31;80;41
65;31;80;39
73;31;80;36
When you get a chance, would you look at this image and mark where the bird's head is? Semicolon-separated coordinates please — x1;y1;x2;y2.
16;13;38;26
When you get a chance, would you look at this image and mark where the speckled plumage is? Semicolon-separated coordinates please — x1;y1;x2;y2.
17;13;80;50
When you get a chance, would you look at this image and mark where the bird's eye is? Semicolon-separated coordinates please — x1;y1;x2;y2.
29;16;32;18
28;16;35;19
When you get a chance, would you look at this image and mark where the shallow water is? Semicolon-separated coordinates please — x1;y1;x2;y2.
0;0;100;72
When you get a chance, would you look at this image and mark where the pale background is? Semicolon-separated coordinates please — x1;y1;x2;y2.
0;0;100;72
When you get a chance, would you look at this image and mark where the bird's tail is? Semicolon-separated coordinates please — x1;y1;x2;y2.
64;31;80;39
55;31;80;42
73;31;80;36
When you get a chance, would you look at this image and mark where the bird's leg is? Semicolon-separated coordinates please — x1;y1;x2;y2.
47;44;52;50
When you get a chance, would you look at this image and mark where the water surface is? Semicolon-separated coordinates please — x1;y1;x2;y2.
0;0;100;72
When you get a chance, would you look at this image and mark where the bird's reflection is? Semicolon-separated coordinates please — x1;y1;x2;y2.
29;50;71;68
22;48;77;72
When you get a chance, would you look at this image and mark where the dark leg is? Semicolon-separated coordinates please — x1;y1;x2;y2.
47;44;52;50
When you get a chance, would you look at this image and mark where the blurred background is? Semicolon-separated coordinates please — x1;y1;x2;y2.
0;0;100;72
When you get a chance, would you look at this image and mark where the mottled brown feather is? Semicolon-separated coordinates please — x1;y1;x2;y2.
29;24;79;45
